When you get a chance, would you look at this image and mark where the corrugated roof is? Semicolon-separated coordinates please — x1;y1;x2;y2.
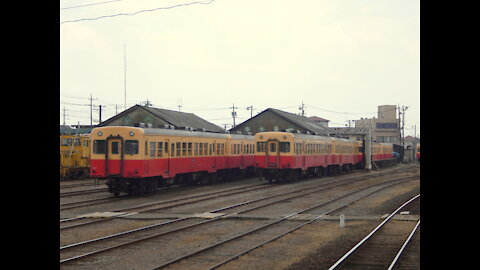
268;108;328;135
99;105;224;133
231;108;328;135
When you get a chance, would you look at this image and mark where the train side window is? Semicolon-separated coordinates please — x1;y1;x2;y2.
204;143;208;156
111;142;119;154
279;142;290;153
257;142;266;152
199;143;203;156
149;142;156;157
233;144;237;155
171;143;175;157
194;143;198;156
188;143;192;156
221;143;225;155
213;143;216;155
93;140;106;154
176;142;181;156
209;144;213;156
125;140;139;155
158;142;163;156
182;142;187;156
165;142;169;155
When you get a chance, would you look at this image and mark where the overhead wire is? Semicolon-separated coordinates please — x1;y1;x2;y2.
60;0;216;25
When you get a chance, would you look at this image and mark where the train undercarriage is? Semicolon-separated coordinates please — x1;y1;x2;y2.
106;167;256;196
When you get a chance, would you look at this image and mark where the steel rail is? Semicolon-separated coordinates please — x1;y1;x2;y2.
327;194;420;270
60;182;269;229
205;178;416;270
60;173;415;264
387;219;420;270
153;176;418;270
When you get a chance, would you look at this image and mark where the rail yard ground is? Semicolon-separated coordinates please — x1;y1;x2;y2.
60;163;420;270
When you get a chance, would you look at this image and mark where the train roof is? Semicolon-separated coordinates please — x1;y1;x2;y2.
255;131;359;143
93;126;231;139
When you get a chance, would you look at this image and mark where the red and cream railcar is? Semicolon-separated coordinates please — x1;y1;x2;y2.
89;126;255;196
254;132;363;182
371;142;396;167
416;144;420;161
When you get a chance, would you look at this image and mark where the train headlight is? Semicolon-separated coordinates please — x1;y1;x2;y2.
129;131;134;136
97;131;102;136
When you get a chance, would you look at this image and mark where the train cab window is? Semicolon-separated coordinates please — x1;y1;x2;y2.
279;142;290;153
111;142;119;154
93;140;106;154
176;142;181;156
125;140;139;155
150;142;156;157
158;142;163;156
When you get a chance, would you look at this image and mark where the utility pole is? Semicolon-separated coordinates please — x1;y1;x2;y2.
124;44;127;111
177;98;182;112
246;106;255;118
299;102;306;116
62;106;67;126
400;106;408;148
99;105;103;124
89;94;97;126
229;104;238;127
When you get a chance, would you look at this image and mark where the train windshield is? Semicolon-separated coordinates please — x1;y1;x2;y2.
93;140;106;154
125;140;139;155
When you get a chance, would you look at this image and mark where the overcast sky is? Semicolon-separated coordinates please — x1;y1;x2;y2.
60;0;420;137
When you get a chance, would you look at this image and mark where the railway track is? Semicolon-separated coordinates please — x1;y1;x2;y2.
60;172;419;267
59;182;271;229
327;195;420;270
60;165;417;230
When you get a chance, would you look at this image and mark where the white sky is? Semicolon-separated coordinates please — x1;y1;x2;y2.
60;0;420;137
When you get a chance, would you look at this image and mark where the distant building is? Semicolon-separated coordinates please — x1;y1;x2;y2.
229;108;329;135
97;104;224;133
354;105;401;143
308;116;330;128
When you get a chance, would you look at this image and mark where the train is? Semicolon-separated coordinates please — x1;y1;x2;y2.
254;132;395;182
416;143;420;161
89;126;256;196
60;133;91;180
88;126;398;196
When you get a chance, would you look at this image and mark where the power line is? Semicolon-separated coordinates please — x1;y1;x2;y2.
61;0;122;10
60;0;216;25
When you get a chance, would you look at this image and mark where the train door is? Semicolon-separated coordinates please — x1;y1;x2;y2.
266;140;279;168
164;139;170;176
212;140;217;169
106;136;123;176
